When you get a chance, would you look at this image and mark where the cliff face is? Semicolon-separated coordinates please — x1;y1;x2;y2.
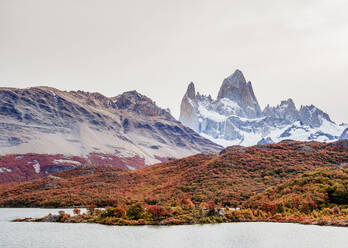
217;70;262;118
179;82;200;132
0;86;222;183
179;70;347;146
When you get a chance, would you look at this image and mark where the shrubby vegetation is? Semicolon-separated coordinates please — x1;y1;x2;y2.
243;168;348;226
15;169;348;227
5;141;348;226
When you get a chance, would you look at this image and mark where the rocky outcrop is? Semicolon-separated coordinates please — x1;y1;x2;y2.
257;137;274;145
179;70;347;146
263;99;299;123
217;70;262;118
179;82;200;132
298;105;333;128
112;91;172;118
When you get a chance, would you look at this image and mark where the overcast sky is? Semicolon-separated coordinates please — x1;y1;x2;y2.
1;0;347;123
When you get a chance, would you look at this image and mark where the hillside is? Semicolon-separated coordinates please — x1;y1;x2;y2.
0;153;145;184
239;168;348;226
0;87;221;183
246;168;348;213
1;140;347;208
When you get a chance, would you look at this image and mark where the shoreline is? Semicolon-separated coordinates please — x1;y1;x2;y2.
12;214;348;228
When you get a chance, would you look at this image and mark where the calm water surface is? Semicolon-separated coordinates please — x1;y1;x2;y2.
0;208;347;248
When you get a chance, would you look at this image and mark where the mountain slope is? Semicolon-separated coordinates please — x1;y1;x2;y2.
180;70;348;146
1;140;347;207
0;87;222;183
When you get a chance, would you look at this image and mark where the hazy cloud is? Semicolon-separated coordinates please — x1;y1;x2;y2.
1;0;347;122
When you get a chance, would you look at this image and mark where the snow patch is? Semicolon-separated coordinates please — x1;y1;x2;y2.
32;161;40;174
0;167;12;173
219;98;241;111
318;118;345;137
126;165;136;170
200;133;237;147
198;105;227;122
54;159;82;165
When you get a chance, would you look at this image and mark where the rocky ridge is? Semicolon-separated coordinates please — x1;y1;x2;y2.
180;70;348;146
0;86;222;182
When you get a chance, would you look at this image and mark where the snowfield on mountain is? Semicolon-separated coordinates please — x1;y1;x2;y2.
180;70;348;146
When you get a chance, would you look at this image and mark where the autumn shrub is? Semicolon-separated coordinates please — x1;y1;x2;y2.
328;184;348;205
161;217;190;225
102;206;126;218
199;217;213;224
144;199;158;205
227;210;243;221
87;206;96;215
59;212;70;222
41;200;61;208
207;200;216;210
101;216;119;225
181;198;194;209
332;206;341;215
170;206;183;216
241;209;254;220
147;205;170;220
126;204;144;220
73;208;81;215
275;202;285;213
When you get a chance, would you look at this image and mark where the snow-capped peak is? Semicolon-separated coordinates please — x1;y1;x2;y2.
179;70;346;147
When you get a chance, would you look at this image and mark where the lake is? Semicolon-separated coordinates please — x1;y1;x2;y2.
0;208;347;248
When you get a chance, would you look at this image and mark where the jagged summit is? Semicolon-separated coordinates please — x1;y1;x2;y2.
217;70;261;118
298;104;333;127
179;70;347;147
186;82;196;99
218;69;246;97
179;69;263;133
263;98;299;123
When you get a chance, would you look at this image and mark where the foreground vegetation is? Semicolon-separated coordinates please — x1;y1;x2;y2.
14;168;348;227
2;141;348;208
3;141;348;226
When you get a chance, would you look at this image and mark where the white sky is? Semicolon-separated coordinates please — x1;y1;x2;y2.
1;0;347;123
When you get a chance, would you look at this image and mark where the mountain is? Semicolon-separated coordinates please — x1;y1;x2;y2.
180;70;348;146
0;86;221;183
1;140;347;207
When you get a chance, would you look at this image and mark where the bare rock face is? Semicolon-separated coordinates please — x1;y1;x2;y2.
263;99;299;123
179;70;347;147
186;82;196;99
179;82;200;132
217;70;261;118
0;86;222;183
112;90;172;118
298;105;333;128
